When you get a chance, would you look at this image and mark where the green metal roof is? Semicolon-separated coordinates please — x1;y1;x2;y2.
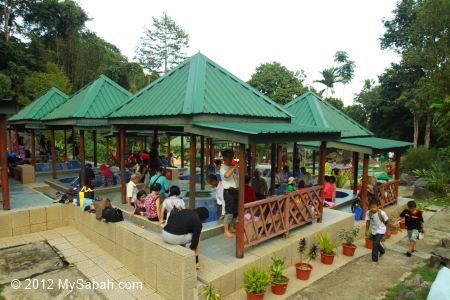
191;122;339;135
284;92;373;138
9;87;69;122
299;137;412;154
43;75;131;121
110;53;291;120
338;137;412;150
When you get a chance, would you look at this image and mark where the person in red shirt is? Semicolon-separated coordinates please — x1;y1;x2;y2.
244;175;256;203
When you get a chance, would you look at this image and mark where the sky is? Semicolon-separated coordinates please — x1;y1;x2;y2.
76;0;400;106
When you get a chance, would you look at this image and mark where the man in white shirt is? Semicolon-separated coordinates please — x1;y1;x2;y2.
208;174;225;220
126;173;141;207
220;149;239;238
365;200;389;263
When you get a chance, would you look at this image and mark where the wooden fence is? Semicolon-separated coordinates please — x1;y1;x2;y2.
243;186;323;248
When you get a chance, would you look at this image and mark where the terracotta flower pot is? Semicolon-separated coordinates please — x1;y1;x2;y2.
320;251;335;265
271;275;289;295
365;238;373;249
247;292;265;300
295;262;313;280
342;243;356;257
400;221;406;230
391;228;398;235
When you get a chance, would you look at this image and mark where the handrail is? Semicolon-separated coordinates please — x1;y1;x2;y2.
243;185;323;248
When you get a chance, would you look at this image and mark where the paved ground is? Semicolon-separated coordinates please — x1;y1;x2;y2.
287;206;450;300
3;179;54;210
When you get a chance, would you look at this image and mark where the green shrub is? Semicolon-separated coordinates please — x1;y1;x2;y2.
414;161;448;197
402;147;437;172
203;284;221;300
336;172;349;188
243;265;271;294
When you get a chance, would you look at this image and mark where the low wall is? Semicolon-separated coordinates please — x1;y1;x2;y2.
0;204;197;300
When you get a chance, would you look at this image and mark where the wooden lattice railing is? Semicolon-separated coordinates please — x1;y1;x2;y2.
379;180;399;207
243;186;323;248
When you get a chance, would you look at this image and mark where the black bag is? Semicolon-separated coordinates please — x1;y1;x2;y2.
102;207;123;222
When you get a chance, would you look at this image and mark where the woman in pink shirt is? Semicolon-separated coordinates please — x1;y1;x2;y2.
145;183;162;222
323;176;336;205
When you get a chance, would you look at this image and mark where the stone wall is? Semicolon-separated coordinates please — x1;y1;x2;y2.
0;204;197;300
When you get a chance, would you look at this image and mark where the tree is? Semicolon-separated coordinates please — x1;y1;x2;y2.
0;72;12;99
381;0;450;149
334;51;356;99
343;104;368;127
314;67;341;97
324;97;344;110
247;62;308;105
135;12;189;74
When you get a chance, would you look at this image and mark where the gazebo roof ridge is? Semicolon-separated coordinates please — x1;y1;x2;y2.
110;52;292;121
43;74;132;121
284;91;373;138
9;87;69;123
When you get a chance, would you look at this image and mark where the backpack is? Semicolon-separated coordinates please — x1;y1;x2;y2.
102;207;123;222
368;210;387;223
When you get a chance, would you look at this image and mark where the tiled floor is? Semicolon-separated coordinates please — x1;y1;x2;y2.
0;226;163;300
5;178;54;209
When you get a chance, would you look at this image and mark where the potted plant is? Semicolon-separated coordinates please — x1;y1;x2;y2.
400;219;406;229
243;265;271;300
365;226;373;249
269;256;289;295
316;232;338;265
203;283;221;300
295;238;318;280
338;226;360;257
389;219;401;234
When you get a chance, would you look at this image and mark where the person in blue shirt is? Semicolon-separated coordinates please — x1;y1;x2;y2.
144;166;169;195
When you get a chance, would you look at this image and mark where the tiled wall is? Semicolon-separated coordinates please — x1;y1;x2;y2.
0;204;197;300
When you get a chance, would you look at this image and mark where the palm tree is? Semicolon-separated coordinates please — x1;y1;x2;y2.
334;51;355;99
314;67;341;97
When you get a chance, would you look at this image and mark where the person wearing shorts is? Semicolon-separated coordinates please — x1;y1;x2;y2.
220;149;239;238
400;200;425;257
162;207;209;265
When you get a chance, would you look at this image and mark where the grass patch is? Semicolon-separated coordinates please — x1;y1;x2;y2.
385;266;438;300
416;197;450;208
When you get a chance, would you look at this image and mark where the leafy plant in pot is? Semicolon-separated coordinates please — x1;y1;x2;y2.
269;256;289;295
338;226;360;257
316;232;338;265
389;219;401;234
295;238;318;280
243;265;271;300
365;226;373;249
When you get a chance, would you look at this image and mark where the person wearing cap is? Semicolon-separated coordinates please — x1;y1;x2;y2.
127;173;141;207
287;177;296;192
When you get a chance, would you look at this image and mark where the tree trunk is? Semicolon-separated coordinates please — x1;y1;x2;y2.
413;112;419;149
424;112;432;150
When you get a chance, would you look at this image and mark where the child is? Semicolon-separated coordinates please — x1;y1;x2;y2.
145;183;162;222
159;185;185;226
207;174;225;220
287;177;296;192
134;190;147;216
220;149;239;238
365;200;389;263
400;200;425;257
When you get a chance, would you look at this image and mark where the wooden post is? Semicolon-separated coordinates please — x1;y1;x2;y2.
352;152;359;195
394;152;401;180
200;136;205;190
120;128;126;204
106;137;110;165
79;130;86;187
317;141;327;223
153;130;158;143
63;129;67;158
143;136;147;151
116;133;120;169
209;138;215;166
293;142;299;176
8;129;12;151
361;153;370;215
139;137;144;151
0;115;10;210
50;129;57;179
167;134;171;155
30;129;36;167
270;143;276;194
277;145;282;172
92;130;97;167
181;135;185;168
189;135;196;209
251;144;256;176
236;143;246;258
14;128;19;153
205;139;210;175
71;129;76;160
312;150;316;175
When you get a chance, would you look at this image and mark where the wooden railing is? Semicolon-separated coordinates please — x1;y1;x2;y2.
243;186;323;248
379;180;399;207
